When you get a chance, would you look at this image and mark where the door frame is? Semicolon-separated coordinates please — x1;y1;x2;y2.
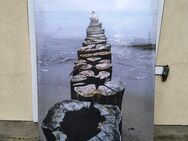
156;0;165;50
28;0;38;122
27;0;165;123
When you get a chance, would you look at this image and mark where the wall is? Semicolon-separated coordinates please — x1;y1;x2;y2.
0;0;33;120
155;0;188;125
0;0;188;125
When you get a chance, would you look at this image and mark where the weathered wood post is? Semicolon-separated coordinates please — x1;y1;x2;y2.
41;100;121;141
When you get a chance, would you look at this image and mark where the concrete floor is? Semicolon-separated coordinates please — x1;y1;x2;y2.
0;121;38;141
0;121;188;141
122;79;154;141
154;125;188;141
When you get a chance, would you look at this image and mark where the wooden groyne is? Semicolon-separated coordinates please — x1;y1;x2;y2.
42;12;125;141
70;13;125;108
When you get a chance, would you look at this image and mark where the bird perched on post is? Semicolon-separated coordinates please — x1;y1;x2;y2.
90;11;99;24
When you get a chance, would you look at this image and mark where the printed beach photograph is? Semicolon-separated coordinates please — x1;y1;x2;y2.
34;0;157;140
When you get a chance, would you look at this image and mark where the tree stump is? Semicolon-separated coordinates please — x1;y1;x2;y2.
87;28;105;36
86;57;101;65
77;44;110;57
96;71;111;81
88;34;106;38
95;59;112;77
70;70;111;99
42;100;121;141
73;81;125;109
71;62;93;76
82;40;107;46
79;51;111;60
88;22;102;28
85;36;107;41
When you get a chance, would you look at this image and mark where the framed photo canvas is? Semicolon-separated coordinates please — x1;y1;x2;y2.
34;0;157;140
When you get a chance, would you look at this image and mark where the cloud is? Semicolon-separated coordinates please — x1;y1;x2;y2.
35;0;155;13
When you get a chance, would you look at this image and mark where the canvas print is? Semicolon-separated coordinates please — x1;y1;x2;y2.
35;0;157;140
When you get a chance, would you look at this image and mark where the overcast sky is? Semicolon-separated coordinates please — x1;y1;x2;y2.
35;0;156;13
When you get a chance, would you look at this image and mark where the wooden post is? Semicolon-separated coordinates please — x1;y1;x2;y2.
73;81;125;109
42;100;121;141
